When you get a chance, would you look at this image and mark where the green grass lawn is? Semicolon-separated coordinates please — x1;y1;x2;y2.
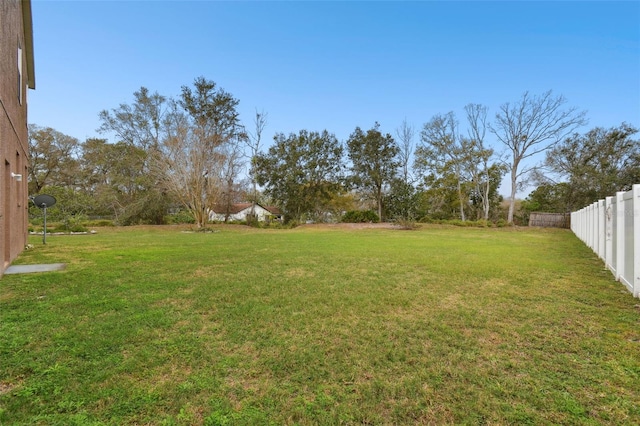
1;224;639;425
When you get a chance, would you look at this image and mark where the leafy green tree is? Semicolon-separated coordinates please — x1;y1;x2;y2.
98;87;171;224
27;125;81;194
521;182;571;214
543;123;639;209
79;138;118;217
346;123;400;221
80;138;166;224
384;178;420;221
415;112;471;221
254;130;344;223
29;185;93;231
325;191;358;220
417;165;463;220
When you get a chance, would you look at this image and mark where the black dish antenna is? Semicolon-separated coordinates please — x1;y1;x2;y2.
32;194;56;244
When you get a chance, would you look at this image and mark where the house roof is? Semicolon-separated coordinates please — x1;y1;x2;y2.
211;203;253;214
211;203;282;215
263;205;282;215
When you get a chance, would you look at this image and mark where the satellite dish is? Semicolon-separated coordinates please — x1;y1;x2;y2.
33;194;56;209
32;195;56;244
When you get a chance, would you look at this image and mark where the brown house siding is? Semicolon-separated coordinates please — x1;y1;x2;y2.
1;0;35;276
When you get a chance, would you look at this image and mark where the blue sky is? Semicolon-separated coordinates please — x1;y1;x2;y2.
29;1;639;196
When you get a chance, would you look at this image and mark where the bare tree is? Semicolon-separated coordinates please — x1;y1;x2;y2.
155;77;247;228
98;87;167;152
98;87;171;224
155;102;219;228
246;110;268;217
219;137;247;222
465;104;496;220
490;91;587;224
395;118;415;184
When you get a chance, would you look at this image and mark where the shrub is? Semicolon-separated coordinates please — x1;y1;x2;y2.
417;218;493;227
52;223;88;233
166;210;196;224
341;210;380;223
245;213;259;227
83;219;114;227
396;217;419;230
50;214;89;233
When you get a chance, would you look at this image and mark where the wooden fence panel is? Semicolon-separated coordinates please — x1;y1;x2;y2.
528;212;571;228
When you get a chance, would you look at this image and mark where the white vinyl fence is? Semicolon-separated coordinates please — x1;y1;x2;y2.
571;184;640;298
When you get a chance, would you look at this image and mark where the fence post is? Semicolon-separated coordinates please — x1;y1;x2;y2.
605;196;613;273
633;184;640;297
583;206;587;243
598;200;605;261
615;191;625;281
582;207;587;241
588;203;598;252
578;207;585;242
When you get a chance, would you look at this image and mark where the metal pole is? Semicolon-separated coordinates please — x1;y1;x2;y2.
42;204;47;245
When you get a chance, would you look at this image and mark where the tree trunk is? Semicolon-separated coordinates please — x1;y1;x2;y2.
251;181;257;216
508;168;517;224
456;178;466;221
377;186;383;221
483;166;491;221
483;178;490;221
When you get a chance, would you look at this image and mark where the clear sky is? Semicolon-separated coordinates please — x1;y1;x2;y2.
28;0;640;196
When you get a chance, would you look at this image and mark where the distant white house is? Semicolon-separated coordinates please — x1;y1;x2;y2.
209;203;283;222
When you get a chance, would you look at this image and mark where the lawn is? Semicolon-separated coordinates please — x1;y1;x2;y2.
1;224;639;425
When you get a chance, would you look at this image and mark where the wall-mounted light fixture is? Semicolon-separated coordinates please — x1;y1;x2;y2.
11;172;22;181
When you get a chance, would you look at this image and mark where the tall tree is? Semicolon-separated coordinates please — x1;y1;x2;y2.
98;87;167;151
388;119;417;221
156;77;247;228
415;112;469;221
98;87;171;224
417;165;464;220
464;104;504;220
247;110;268;219
218;137;247;222
254;130;344;223
384;178;420;221
542;123;639;209
490;90;587;223
346;123;399;221
395;118;415;184
27;124;81;194
80;138;156;222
